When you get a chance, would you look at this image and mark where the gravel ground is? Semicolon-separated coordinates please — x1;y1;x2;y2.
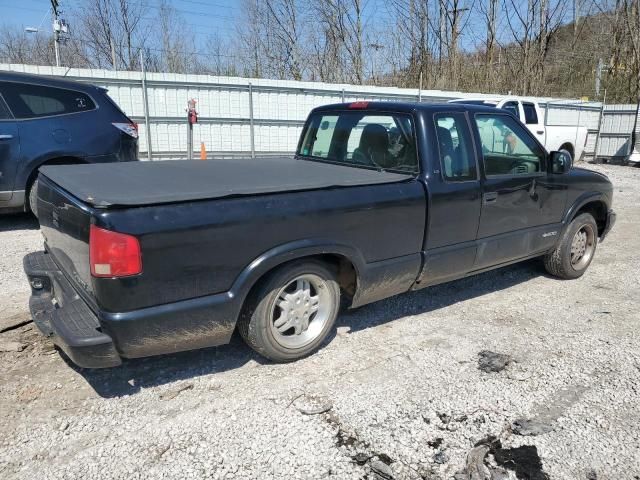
0;163;639;480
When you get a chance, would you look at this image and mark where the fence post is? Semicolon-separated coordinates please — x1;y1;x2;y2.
593;89;607;162
418;71;422;102
248;82;255;159
629;99;640;163
544;101;550;127
140;51;153;161
574;101;582;161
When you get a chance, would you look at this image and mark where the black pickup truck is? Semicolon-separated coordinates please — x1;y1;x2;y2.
24;101;616;368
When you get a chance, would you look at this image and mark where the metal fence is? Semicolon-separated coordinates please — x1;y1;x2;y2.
597;104;640;162
1;63;639;164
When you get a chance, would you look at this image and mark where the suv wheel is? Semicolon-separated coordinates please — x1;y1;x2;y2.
28;178;39;218
543;213;598;279
238;261;340;362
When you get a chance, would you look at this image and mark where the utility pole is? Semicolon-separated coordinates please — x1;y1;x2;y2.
486;0;498;85
595;58;610;98
104;0;117;69
438;0;446;70
368;43;384;84
51;0;60;67
448;3;469;90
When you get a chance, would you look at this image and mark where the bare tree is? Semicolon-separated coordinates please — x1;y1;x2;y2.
73;0;150;70
387;0;437;87
312;0;366;84
236;0;306;80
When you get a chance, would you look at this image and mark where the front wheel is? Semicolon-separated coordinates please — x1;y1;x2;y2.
543;213;598;279
237;261;340;362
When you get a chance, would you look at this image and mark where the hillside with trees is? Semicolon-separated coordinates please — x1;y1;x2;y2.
0;0;638;102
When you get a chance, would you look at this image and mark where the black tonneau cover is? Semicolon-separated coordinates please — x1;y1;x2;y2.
40;157;413;208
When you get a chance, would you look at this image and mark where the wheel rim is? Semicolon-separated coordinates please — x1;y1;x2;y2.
269;274;332;349
570;224;596;269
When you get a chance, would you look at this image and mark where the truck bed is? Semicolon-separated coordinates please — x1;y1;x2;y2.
40;157;413;208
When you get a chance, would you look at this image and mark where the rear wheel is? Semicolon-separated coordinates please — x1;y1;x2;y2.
28;178;39;218
543;213;598;279
238;261;340;362
559;144;574;163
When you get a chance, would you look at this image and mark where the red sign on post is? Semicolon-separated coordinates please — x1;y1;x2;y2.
187;98;198;124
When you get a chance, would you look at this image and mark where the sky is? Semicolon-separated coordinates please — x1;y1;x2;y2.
0;0;242;46
0;0;575;60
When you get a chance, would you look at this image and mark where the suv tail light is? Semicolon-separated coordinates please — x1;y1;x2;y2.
90;225;142;277
112;122;139;139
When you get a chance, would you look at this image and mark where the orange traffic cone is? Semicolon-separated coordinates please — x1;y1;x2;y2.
200;142;207;160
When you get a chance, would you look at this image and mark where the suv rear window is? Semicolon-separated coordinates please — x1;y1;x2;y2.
0;82;96;119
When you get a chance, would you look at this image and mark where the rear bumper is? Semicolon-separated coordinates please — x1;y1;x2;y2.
24;251;238;368
601;208;616;240
24;251;121;368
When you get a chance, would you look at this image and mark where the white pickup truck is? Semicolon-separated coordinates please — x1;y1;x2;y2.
449;97;588;162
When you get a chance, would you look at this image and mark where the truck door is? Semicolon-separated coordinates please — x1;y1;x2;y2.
0;94;20;205
418;112;482;287
522;101;546;145
472;112;566;269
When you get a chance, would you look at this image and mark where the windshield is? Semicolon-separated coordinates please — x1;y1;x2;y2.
297;111;418;174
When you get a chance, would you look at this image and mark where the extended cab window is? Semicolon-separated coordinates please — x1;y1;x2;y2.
434;113;477;181
0;82;96;119
475;114;545;176
298;111;418;173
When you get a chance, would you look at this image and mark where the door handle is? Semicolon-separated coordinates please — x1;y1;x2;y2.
0;134;13;140
483;192;498;204
536;130;544;135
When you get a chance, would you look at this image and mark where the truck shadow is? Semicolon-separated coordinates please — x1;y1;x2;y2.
338;259;545;333
68;259;545;398
0;213;39;232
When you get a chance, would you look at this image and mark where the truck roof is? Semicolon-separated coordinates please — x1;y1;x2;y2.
312;101;500;115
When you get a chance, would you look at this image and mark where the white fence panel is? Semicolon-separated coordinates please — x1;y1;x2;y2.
1;63;637;162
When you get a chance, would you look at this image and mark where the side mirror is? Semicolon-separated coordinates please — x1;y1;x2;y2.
550;150;572;174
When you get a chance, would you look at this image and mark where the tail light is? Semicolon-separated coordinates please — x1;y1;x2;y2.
112;122;139;139
348;101;369;109
90;225;142;277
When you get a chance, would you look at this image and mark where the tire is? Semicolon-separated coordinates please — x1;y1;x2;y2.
543;213;598;279
238;261;340;362
28;178;39;218
559;145;574;164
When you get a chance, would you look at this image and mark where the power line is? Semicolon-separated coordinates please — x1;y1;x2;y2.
173;0;239;10
62;0;238;22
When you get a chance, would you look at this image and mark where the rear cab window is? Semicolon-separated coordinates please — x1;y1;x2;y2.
0;82;96;119
298;110;418;174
